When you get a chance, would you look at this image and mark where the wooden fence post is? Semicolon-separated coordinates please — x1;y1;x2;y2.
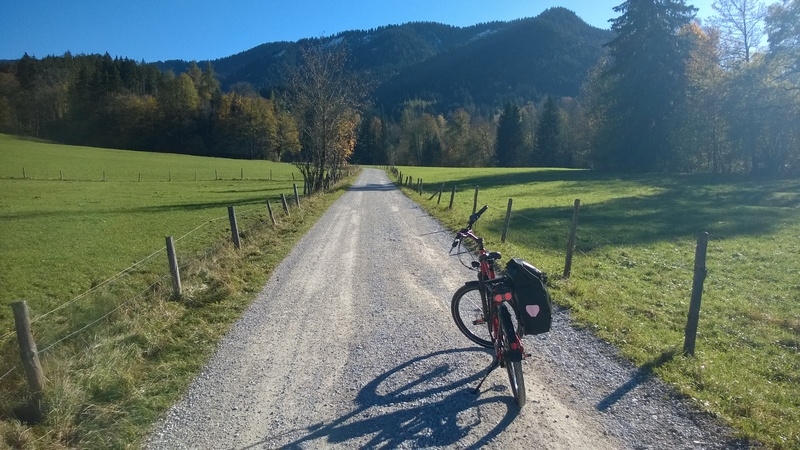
266;200;276;225
684;232;709;356
11;301;45;398
472;186;479;214
23;167;26;179
438;182;444;204
501;198;513;243
293;184;300;207
165;236;182;298
215;169;218;180
241;168;244;180
281;194;290;215
564;199;581;279
449;186;456;210
227;206;241;249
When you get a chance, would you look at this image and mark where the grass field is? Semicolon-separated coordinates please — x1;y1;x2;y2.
0;134;304;307
395;166;800;449
0;134;352;448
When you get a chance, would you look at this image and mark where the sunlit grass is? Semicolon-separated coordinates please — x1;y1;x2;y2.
0;134;352;448
394;165;800;449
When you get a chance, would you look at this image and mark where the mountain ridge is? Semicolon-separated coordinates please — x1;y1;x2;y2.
157;7;612;114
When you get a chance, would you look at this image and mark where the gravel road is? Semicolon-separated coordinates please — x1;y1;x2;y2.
146;168;749;449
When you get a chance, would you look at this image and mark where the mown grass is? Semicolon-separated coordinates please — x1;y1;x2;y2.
394;166;800;449
0;134;354;448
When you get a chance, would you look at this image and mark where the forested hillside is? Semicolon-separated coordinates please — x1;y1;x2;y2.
156;8;610;115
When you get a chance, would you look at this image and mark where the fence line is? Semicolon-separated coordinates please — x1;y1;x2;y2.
3;187;307;369
395;169;714;354
509;210;541;225
2;168;303;183
173;214;229;243
38;275;169;355
24;205;264;331
32;246;166;322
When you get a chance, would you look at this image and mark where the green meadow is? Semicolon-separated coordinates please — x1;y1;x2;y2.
1;134;303;308
396;166;800;449
1;133;797;448
0;134;351;448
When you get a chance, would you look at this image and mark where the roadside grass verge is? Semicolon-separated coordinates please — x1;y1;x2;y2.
393;166;800;449
0;134;354;448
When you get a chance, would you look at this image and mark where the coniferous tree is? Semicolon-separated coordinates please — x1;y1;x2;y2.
495;101;526;167
533;96;569;167
595;0;697;171
766;0;800;81
353;114;388;165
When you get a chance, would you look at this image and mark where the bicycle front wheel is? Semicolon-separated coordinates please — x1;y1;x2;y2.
500;302;526;407
451;282;492;348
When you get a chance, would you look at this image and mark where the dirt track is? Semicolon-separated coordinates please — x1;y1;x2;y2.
146;168;743;449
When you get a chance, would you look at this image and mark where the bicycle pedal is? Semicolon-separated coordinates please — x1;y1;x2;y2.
472;318;486;325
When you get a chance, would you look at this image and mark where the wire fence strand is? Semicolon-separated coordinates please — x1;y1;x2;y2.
38;275;169;356
0;364;20;383
28;245;167;326
1;188;301;364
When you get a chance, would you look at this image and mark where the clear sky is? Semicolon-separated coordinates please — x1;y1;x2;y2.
0;0;715;63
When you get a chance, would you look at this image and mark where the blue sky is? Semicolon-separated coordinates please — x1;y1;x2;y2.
1;0;715;63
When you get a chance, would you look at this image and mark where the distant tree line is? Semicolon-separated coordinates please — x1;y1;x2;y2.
1;0;798;175
0;53;299;160
353;0;800;175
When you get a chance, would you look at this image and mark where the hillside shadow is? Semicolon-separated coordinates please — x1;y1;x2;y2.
0;193;293;220
348;182;398;192
445;170;800;251
245;348;520;449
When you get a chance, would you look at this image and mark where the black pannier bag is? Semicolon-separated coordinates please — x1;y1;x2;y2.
505;258;552;335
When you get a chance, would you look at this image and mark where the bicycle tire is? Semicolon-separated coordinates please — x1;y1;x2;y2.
500;302;526;407
451;281;493;348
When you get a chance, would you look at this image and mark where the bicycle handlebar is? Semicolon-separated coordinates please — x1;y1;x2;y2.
468;205;489;228
450;205;489;250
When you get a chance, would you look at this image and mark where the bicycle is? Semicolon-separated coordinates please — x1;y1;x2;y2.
449;205;552;407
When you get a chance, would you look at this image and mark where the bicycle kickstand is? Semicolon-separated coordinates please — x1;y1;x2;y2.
473;357;500;394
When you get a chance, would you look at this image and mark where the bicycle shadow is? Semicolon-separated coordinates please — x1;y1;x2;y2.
244;348;520;449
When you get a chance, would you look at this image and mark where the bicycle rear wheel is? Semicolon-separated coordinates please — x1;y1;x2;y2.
451;282;492;348
500;302;526;407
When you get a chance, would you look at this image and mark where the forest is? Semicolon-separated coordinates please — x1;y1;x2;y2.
0;1;798;175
